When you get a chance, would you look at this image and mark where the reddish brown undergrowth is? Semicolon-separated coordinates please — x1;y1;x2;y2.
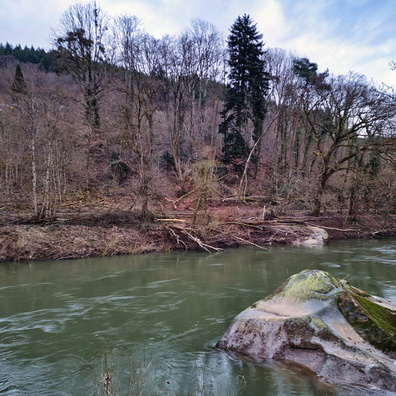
1;198;395;261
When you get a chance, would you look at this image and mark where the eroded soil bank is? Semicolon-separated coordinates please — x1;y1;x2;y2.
1;207;396;261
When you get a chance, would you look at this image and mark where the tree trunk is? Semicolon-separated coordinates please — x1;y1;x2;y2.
31;129;38;217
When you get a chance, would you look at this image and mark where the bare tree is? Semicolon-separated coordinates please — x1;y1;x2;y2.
159;21;224;182
55;1;109;137
114;16;163;219
10;66;40;216
185;19;224;152
265;49;301;196
38;89;73;219
302;73;395;215
4;64;75;220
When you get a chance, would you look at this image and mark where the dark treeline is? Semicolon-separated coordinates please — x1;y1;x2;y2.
0;42;58;72
0;1;395;223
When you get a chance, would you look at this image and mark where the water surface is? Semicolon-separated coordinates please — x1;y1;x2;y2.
1;239;396;395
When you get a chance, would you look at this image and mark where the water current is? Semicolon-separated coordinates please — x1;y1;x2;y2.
1;238;396;395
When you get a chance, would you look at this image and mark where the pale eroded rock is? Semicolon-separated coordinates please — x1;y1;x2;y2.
216;269;396;392
293;226;329;246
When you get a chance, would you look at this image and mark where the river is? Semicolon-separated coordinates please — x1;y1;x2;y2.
1;239;396;395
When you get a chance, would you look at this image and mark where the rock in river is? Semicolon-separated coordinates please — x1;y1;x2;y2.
216;269;396;393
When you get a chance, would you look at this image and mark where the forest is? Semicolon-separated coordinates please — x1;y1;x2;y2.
0;2;395;232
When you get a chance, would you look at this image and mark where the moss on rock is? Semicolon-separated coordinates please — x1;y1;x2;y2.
338;289;396;357
217;269;396;392
269;269;338;301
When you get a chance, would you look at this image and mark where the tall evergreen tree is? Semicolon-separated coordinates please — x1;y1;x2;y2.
12;64;28;95
219;14;268;172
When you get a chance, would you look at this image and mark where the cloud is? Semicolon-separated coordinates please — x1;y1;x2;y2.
0;0;69;47
251;0;396;85
0;0;394;85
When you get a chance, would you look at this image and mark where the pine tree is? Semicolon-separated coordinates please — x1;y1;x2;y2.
219;14;268;172
12;64;28;95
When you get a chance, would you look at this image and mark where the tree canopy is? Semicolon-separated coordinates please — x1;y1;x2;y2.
219;14;269;172
0;6;395;221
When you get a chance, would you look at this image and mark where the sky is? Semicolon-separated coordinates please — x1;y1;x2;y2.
1;0;395;86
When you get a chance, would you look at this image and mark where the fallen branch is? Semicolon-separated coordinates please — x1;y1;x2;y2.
371;230;393;237
233;236;270;250
165;188;198;209
223;221;264;229
180;228;224;253
311;225;358;232
157;218;186;223
164;224;223;253
163;225;188;250
222;196;276;203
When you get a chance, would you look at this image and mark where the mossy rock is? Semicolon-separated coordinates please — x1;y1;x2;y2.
338;289;396;356
216;269;396;392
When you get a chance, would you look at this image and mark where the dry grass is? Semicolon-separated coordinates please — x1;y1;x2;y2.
1;193;396;261
0;224;167;261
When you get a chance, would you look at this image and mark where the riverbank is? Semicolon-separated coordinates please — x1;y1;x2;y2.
1;204;396;261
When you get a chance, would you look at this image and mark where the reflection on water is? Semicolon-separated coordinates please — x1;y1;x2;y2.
0;239;396;395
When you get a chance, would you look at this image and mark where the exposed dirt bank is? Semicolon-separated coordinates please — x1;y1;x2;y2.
1;207;396;262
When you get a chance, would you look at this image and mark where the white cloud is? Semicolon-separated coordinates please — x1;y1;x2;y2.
0;0;70;47
251;0;396;86
253;0;288;42
0;0;395;85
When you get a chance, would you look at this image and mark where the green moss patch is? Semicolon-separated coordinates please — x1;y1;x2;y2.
338;290;396;356
271;269;338;301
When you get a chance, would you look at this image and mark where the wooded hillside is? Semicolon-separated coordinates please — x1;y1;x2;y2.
1;3;395;226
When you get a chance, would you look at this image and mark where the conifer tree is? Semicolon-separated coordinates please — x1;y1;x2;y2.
219;14;268;173
12;64;28;95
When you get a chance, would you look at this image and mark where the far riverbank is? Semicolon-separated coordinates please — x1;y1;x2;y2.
1;209;395;261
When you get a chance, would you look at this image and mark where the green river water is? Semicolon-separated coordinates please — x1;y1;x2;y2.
1;239;396;395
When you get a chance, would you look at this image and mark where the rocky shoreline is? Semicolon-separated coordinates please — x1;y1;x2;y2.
1;212;396;261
